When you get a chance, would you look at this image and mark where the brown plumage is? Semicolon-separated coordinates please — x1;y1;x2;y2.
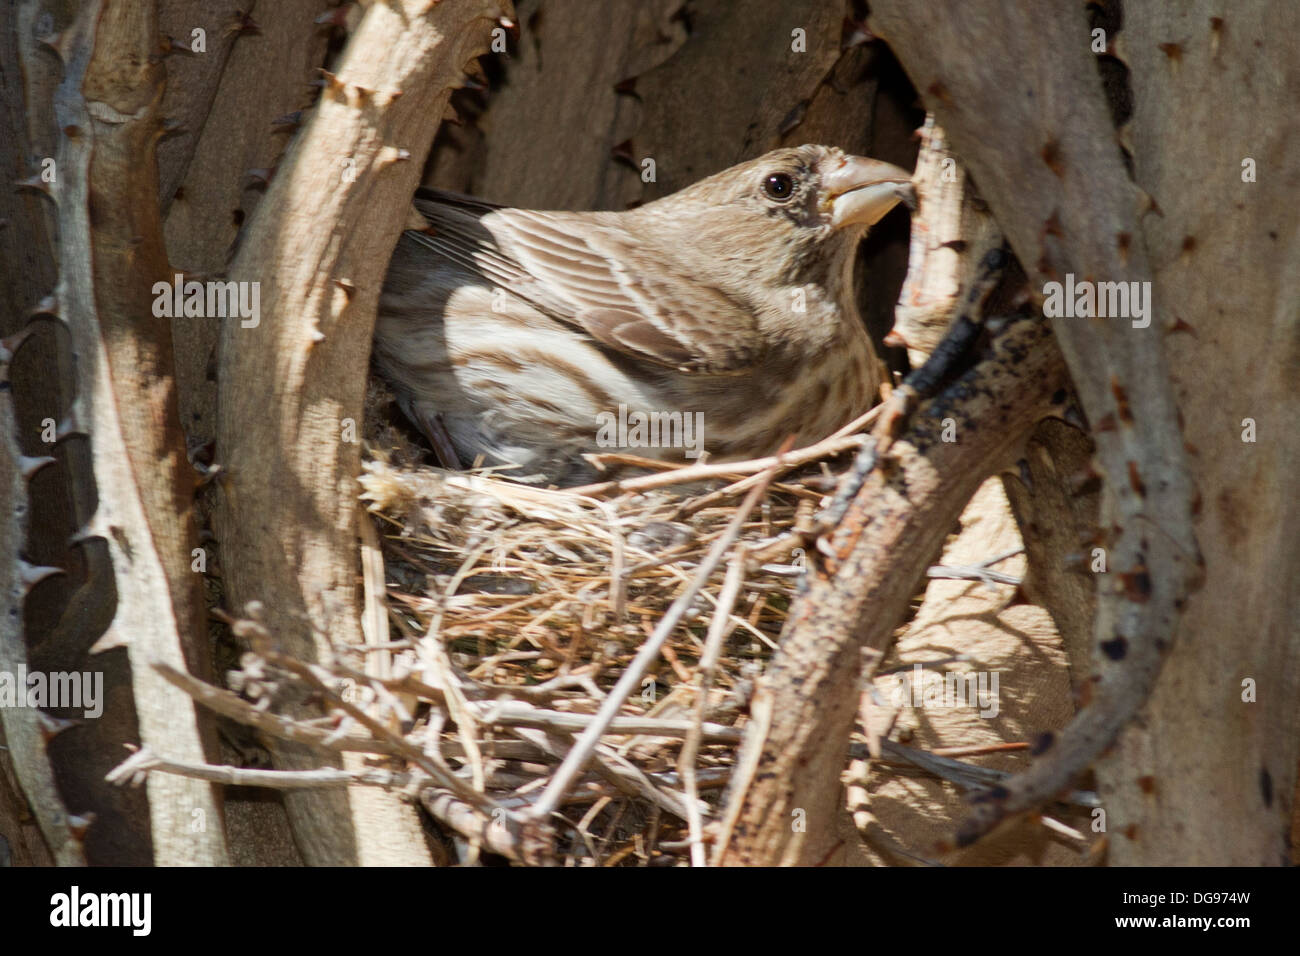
375;144;913;485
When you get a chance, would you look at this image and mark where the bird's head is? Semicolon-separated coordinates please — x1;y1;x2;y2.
633;144;914;301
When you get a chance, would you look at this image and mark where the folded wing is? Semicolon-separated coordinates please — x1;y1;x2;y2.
406;190;761;373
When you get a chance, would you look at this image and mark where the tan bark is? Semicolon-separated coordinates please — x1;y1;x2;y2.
40;0;228;865
1100;1;1300;864
718;315;1070;865
868;0;1202;849
429;0;686;210
162;0;331;448
0;330;83;864
0;0;148;866
214;0;512;865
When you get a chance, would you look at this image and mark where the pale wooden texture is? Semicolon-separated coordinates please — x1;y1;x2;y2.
49;0;229;864
215;0;511;865
438;0;685;210
155;0;251;211
635;1;855;199
157;2;332;864
163;0;331;449
869;0;1202;849
1099;1;1299;865
0;0;155;865
1003;420;1100;685
889;118;1004;366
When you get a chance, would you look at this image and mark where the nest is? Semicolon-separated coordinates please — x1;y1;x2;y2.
115;388;1056;866
273;383;876;865
360;456;820;667
347;450;849;862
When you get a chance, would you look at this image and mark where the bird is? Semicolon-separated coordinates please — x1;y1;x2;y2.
374;144;914;485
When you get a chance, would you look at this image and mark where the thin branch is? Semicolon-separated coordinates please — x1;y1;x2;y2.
525;456;784;827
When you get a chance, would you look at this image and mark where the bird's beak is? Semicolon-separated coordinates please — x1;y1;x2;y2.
824;156;915;229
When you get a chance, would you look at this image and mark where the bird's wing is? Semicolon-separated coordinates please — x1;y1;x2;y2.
406;193;762;373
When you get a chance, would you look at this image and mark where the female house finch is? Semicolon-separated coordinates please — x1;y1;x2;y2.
374;145;913;485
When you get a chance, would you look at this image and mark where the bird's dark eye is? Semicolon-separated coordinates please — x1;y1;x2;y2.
762;172;795;201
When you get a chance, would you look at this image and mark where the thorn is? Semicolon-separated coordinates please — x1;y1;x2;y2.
159;34;196;56
0;325;37;361
69;519;105;546
613;77;637;96
35;711;80;742
1061;403;1087;431
441;103;460;125
228;10;261;38
160;117;185;137
19;455;56;481
1110;376;1134;425
318;69;346;101
36;31;66;59
68;813;96;841
882;328;908;349
1136;189;1163;218
271;110;303;132
19;561;64;592
89;626;129;654
15;173;52;196
315;6;351;28
841;17;874;50
1068;462;1103;496
56;399;87;441
1074;675;1098;709
1016;458;1033;492
779;100;809;137
244;167;274;188
611;139;635;167
377;146;410;166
